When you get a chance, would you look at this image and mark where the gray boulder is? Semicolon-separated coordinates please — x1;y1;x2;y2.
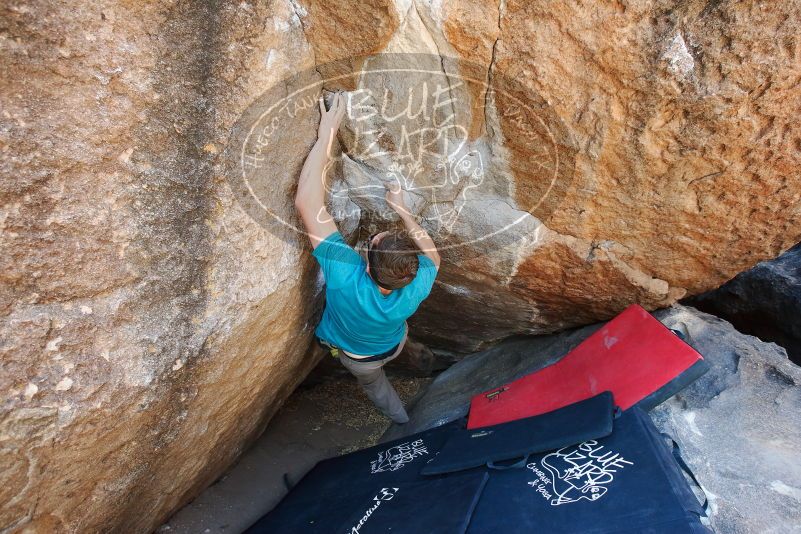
384;305;801;534
687;243;801;364
651;308;801;534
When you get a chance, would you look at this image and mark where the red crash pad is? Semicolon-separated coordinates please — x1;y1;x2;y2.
467;304;707;429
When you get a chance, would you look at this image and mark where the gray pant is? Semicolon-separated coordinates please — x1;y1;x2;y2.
339;333;409;424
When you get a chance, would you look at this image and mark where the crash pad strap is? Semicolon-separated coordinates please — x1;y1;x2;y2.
662;432;710;517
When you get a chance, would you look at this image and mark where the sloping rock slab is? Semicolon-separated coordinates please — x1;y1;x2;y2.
687;243;801;364
650;309;801;534
383;305;801;533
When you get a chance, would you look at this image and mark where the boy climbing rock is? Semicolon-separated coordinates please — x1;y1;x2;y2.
294;90;441;424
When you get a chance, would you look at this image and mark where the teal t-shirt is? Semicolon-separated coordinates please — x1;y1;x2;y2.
312;230;438;356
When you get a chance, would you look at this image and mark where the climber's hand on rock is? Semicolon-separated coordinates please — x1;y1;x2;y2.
385;183;410;217
318;90;346;145
386;182;440;268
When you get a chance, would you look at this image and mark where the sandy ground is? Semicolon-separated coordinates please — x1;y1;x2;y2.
157;374;429;534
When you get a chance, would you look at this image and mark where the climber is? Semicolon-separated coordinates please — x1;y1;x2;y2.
294;90;441;424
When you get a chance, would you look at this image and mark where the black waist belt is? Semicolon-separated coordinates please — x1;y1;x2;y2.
343;343;401;363
316;336;401;363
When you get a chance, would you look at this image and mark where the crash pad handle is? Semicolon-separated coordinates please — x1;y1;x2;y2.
486;454;530;470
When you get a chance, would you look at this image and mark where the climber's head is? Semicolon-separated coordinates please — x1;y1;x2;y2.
366;230;419;290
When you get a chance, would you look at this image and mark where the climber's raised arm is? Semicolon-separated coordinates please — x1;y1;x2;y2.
295;91;346;249
385;185;441;269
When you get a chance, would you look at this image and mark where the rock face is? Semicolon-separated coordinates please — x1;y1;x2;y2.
650;309;801;534
687;243;801;364
385;305;801;533
294;0;801;353
1;2;323;532
2;1;801;532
